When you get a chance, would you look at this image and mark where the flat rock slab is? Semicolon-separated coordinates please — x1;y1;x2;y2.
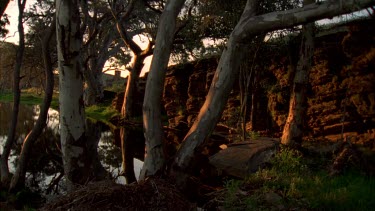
209;137;279;178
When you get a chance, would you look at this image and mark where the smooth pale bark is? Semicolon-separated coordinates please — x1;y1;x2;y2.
171;0;375;184
281;0;315;147
171;0;258;185
56;0;89;191
0;0;10;17
141;0;186;180
0;0;26;186
9;17;56;192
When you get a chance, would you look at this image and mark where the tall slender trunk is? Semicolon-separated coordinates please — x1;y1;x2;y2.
56;0;90;191
120;55;145;184
111;0;153;182
0;0;26;187
249;74;258;131
9;17;55;192
141;0;186;180
120;129;137;183
281;0;315;147
116;21;153;182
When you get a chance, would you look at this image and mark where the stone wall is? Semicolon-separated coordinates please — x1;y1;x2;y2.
112;19;375;150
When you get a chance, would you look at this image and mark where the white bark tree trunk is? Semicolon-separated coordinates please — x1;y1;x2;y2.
141;0;186;180
171;0;258;186
171;0;375;185
56;0;90;191
281;0;316;147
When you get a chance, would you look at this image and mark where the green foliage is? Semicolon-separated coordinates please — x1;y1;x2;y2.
105;82;124;93
223;179;256;210
0;90;59;109
248;131;260;140
221;148;375;210
85;105;120;126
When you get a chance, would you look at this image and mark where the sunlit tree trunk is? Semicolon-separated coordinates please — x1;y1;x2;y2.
56;0;90;191
281;0;315;147
0;0;26;187
171;0;374;187
110;0;154;182
171;0;258;186
141;0;186;180
9;16;56;192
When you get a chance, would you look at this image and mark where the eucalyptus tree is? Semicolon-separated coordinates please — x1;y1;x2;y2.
108;0;156;183
0;0;27;187
140;0;375;187
9;12;56;192
56;0;91;191
172;0;375;186
141;0;187;179
281;0;315;147
80;0;124;106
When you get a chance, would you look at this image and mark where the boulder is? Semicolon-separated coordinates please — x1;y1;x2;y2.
209;137;279;178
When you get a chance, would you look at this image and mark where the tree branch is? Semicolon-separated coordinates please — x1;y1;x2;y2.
234;0;375;42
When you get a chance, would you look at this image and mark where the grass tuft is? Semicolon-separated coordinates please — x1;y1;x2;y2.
221;147;375;210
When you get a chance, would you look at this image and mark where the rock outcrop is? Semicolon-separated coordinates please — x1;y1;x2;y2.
112;19;375;151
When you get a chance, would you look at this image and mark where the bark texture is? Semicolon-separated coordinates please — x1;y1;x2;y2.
171;0;258;186
171;0;375;186
9;16;56;192
56;0;90;191
281;0;315;147
0;0;26;186
141;0;186;180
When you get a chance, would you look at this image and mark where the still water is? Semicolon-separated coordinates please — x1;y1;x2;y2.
0;102;142;196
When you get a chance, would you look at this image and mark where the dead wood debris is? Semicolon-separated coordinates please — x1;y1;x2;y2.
40;178;196;211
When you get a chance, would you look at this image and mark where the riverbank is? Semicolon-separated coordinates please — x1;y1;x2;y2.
1;89;375;210
37;146;375;210
0;89;120;127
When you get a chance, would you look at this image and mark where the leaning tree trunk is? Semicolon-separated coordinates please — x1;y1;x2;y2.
141;0;186;180
0;0;26;187
170;0;375;187
56;0;91;191
171;0;257;187
9;17;55;192
0;0;10;17
281;0;315;147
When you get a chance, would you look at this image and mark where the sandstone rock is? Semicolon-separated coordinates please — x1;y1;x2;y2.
209;138;279;178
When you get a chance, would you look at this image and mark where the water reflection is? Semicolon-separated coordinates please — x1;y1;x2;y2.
0;102;142;196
